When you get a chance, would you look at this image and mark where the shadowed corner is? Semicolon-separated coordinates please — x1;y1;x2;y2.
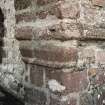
0;7;5;63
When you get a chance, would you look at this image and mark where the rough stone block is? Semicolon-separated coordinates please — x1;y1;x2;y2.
46;69;88;94
36;0;59;6
16;20;82;40
25;86;47;105
15;26;33;40
80;91;105;105
85;28;105;40
15;0;31;10
50;96;77;105
92;0;105;7
30;65;44;87
96;50;105;64
56;2;80;19
19;41;34;58
16;11;36;23
20;40;78;68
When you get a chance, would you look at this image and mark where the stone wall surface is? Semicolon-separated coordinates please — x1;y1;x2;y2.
14;0;105;105
0;0;105;105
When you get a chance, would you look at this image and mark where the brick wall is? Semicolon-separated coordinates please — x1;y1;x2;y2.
15;0;105;105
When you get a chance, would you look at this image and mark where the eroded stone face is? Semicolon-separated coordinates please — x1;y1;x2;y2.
14;0;105;105
14;0;31;10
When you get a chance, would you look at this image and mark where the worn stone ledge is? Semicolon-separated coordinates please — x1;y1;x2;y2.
15;19;82;41
19;40;78;68
22;57;77;69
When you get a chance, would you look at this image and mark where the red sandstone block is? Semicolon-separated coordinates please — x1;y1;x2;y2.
19;41;34;58
96;91;105;105
30;65;44;87
20;40;77;62
15;11;36;23
15;26;33;40
36;10;48;19
25;86;47;105
15;0;31;10
92;0;105;7
68;98;77;105
88;68;105;86
36;0;80;19
20;48;34;58
85;28;105;40
20;41;78;68
28;64;88;94
79;47;95;63
46;69;88;94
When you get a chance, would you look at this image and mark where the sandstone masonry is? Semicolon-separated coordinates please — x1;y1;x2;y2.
0;0;105;105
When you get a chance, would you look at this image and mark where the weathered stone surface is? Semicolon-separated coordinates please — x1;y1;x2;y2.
96;70;105;85
16;11;36;23
15;27;33;40
96;91;105;105
80;91;105;105
20;47;34;58
25;86;47;105
36;10;48;19
77;47;96;70
46;69;88;93
20;40;78;68
79;47;95;59
92;0;105;7
80;92;94;105
30;65;44;87
79;1;99;25
85;28;105;40
68;97;77;105
15;0;31;10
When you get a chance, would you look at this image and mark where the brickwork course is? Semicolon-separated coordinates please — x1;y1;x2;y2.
1;0;105;105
